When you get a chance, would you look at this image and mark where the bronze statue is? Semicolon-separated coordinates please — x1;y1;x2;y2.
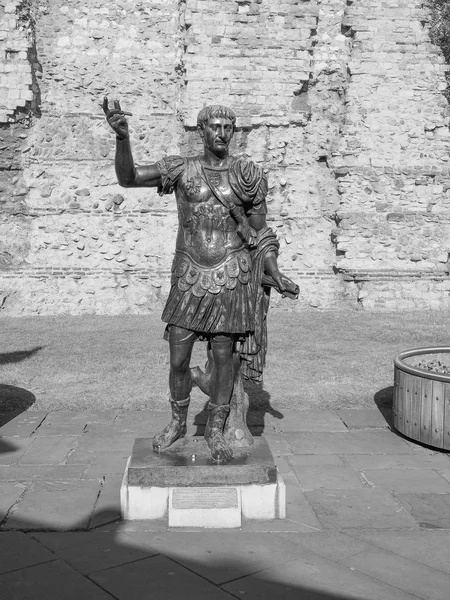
104;98;298;462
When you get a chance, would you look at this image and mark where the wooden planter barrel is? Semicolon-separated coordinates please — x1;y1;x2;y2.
394;347;450;450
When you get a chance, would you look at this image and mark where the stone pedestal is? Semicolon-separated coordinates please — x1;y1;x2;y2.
120;436;286;527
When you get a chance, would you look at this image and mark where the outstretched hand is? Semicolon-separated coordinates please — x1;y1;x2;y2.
103;96;130;140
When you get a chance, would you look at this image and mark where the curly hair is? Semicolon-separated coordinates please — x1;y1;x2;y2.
197;105;236;130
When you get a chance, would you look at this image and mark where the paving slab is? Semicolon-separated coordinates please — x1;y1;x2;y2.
285;430;415;455
96;519;167;533
0;412;48;437
336;409;389;429
65;434;135;464
241;518;321;533
288;454;345;468
90;554;231;600
348;530;450;575
263;433;293;455
343;453;450;470
89;475;123;529
283;473;322;530
293;465;365;491
33;421;87;436
124;531;310;585
0;464;86;481
304;488;419;531
222;549;421;600
0;559;114;600
3;479;102;531
0;532;55;574
82;450;130;477
273;531;375;561
362;468;450;493
272;454;293;475
43;411;117;425
0;482;27;521
342;547;450;600
396;493;450;529
34;531;157;575
439;469;450;484
111;411;172;433
0;438;34;465
269;410;347;432
19;436;79;465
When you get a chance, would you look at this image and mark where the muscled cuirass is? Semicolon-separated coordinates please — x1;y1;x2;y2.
171;159;251;297
175;162;246;265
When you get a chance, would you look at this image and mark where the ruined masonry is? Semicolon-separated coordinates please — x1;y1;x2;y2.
0;0;449;314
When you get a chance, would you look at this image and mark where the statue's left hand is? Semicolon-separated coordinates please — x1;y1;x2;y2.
271;272;299;299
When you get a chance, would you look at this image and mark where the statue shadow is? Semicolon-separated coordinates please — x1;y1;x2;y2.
0;383;37;454
1;513;361;600
192;381;283;437
0;346;43;365
0;346;40;428
0;384;36;415
373;385;394;429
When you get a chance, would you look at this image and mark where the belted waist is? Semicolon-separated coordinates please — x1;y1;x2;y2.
171;250;251;297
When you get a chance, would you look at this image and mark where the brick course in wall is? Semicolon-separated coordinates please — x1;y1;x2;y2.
0;0;449;314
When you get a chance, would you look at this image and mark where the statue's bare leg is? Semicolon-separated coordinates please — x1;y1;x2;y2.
204;335;234;461
152;327;195;451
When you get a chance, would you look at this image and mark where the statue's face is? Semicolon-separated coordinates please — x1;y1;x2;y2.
199;117;234;155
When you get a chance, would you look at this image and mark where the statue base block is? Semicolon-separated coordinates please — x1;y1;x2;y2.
120;436;286;528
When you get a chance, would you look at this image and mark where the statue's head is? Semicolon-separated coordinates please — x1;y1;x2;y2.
197;105;236;130
197;105;236;156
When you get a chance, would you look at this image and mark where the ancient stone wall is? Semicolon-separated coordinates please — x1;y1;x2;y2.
0;0;449;314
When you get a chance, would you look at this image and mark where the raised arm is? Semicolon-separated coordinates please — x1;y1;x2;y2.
103;97;161;188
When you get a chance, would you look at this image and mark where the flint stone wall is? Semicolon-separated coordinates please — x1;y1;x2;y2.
0;0;449;314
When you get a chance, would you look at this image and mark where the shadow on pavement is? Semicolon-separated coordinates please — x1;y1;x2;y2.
0;346;43;365
373;385;394;428
192;383;283;437
0;437;21;456
0;384;36;413
0;511;365;600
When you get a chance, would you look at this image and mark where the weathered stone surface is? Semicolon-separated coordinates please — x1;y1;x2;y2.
0;532;55;575
223;548;420;600
397;493;450;529
0;560;115;600
304;488;419;531
3;479;102;531
0;482;27;521
342;547;450;600
90;555;231;600
34;531;156;575
2;0;449;313
125;531;310;585
362;468;450;494
349;530;450;575
128;436;277;487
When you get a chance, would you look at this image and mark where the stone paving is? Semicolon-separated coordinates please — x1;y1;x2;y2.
1;407;450;599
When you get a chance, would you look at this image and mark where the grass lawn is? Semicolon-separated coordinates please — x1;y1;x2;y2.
1;309;450;413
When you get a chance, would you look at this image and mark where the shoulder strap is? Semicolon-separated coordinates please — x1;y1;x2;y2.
199;162;256;247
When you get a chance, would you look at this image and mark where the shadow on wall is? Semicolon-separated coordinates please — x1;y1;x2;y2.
0;511;367;600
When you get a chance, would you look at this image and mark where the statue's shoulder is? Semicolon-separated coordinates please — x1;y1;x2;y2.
156;155;186;195
229;156;267;205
